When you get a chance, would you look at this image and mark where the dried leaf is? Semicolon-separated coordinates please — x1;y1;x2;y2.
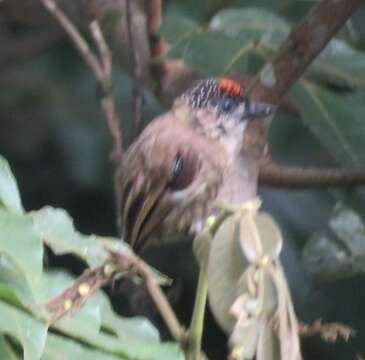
206;216;249;332
239;212;283;263
299;320;355;343
230;317;264;359
256;323;280;360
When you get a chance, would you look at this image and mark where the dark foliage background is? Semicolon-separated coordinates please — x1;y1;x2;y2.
2;1;365;359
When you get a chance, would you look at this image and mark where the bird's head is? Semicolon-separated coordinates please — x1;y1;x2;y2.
173;78;275;153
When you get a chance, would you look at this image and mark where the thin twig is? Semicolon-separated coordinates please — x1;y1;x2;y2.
89;21;112;78
126;0;144;138
46;266;112;324
45;245;186;344
185;210;231;360
146;0;164;60
146;0;162;36
100;96;124;161
145;0;171;97
40;0;123;162
87;0;112;77
40;0;102;81
186;270;208;360
110;249;186;343
259;162;365;189
88;18;123;161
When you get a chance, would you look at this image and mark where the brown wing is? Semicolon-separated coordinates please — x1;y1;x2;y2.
116;113;213;253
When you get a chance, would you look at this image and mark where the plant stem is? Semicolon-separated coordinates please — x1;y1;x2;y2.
185;210;231;359
145;276;186;343
186;269;208;360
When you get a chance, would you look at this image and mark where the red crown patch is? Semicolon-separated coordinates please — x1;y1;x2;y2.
218;79;243;97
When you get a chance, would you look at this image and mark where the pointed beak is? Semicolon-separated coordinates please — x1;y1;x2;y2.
243;101;277;120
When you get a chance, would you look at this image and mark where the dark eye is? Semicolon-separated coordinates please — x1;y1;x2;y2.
221;98;236;112
168;153;194;190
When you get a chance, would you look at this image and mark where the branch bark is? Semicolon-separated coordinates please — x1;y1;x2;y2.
259;162;365;189
248;0;362;104
39;0;123;162
3;0;152;82
245;0;361;159
126;0;144;137
45;244;186;344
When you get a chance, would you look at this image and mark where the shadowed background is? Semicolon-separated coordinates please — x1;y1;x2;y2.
2;1;365;359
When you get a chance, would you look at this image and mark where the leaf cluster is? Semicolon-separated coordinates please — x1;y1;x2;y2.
0;155;183;360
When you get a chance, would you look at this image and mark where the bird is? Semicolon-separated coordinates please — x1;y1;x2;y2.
116;78;276;253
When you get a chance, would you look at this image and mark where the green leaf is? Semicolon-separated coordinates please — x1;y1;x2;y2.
0;334;21;360
32;207;110;267
100;298;160;344
188;31;266;76
209;8;289;39
0;228;175;359
312;39;365;90
84;335;183;360
0;301;47;360
292;81;365;166
0;210;43;284
31;207;170;286
55;302;183;360
37;271;181;360
0;157;182;359
165;0;229;22
0;155;23;214
303;203;365;283
330;204;365;256
159;15;199;50
162;7;365;91
302;232;346;283
38;271;157;341
0;256;37;311
163;7;289;75
43;334;121;360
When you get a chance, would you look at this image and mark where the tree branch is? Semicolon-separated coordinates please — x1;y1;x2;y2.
40;0;102;81
39;0;123;162
248;0;362;104
45;244;186;344
146;0;162;36
109;247;186;343
126;0;144;137
45;265;112;324
240;0;362;179
242;0;362;162
259;162;365;189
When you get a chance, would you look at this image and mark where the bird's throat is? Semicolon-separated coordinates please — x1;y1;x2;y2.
217;151;259;207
